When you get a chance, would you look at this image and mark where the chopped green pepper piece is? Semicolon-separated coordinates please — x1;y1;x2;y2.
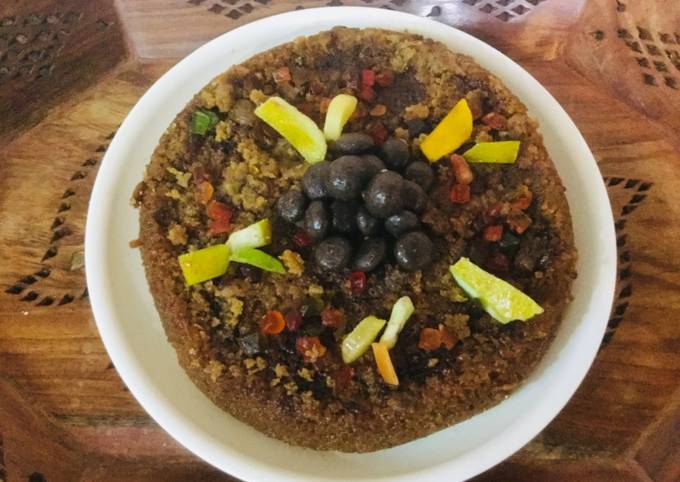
462;141;521;164
191;109;219;135
230;247;285;274
178;244;230;286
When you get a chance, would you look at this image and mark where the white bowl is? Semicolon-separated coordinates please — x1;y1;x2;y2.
86;7;616;482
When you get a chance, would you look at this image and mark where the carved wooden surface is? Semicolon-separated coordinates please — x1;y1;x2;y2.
0;1;678;481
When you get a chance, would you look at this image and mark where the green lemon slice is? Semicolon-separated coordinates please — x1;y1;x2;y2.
341;316;386;364
226;219;271;252
229;247;285;274
450;257;543;324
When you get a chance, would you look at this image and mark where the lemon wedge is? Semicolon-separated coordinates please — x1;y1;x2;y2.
178;244;230;286
463;141;520;164
323;94;358;141
420;99;473;162
450;257;544;324
254;96;327;164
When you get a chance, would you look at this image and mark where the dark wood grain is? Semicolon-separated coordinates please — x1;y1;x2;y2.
0;0;678;481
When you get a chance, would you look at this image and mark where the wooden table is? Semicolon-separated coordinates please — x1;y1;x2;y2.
1;1;678;480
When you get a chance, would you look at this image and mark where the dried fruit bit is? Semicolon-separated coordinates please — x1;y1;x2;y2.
254;96;327;164
418;327;442;351
369;104;387;117
450;257;544;324
296;336;327;363
332;365;354;389
229;247;285;274
348;271;367;295
371;342;399;386
341;315;386;364
420;99;473;162
366;121;389;145
292;229;313;248
178;244;230;286
507;211;532;234
226;219;272;252
481;112;507;130
511;190;533;210
485;252;510;274
449;183;470;204
375;69;395;87
285;309;302;332
321;307;344;329
483;225;503;242
196;181;214;205
359;69;376;101
272;66;291;83
450;154;474;185
439;325;457;350
463;141;520;164
207;201;233;235
191;109;219;135
323;94;358;141
260;310;285;335
380;296;415;349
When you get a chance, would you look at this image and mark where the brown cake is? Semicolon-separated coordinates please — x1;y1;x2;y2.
132;27;577;452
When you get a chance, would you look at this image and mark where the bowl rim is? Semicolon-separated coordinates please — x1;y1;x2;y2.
86;6;617;482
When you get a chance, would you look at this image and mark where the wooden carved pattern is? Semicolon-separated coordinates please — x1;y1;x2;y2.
460;0;548;22
600;177;653;346
186;0;549;22
0;10;83;85
616;25;680;90
3;131;116;307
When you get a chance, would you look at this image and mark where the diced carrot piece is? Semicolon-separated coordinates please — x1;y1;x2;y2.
418;327;442;351
371;342;399;386
483;225;503;242
507;211;532;234
207;201;233;235
511;191;533;210
260;310;285;335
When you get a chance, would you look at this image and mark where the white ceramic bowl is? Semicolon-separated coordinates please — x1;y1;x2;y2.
86;7;616;481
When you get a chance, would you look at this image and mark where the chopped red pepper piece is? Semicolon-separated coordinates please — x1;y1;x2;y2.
439;324;457;350
296;336;327;363
481;112;507;130
361;69;376;87
292;229;313;248
450;154;474;185
321;307;344;329
284;309;302;332
207;201;233;235
273;66;291;83
260;310;285;335
507;211;532;234
449;183;471;204
375;69;395;87
366;121;389;144
418;327;442;351
332;365;354;390
348;271;367;295
196;181;214;205
483;225;503;242
511;191;533;210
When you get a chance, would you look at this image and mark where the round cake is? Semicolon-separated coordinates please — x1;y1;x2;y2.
132;27;577;452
